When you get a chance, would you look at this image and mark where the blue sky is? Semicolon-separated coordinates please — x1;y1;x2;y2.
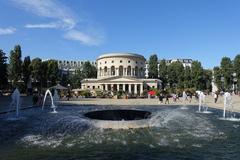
0;0;240;68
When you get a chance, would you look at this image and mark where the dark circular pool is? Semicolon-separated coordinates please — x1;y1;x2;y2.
84;109;151;121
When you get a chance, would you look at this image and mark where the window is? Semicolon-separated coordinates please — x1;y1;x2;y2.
112;60;114;63
136;61;138;64
120;60;122;63
128;60;130;63
105;61;107;64
100;62;101;65
93;86;95;89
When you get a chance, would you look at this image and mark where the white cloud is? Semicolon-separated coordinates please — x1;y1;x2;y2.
63;30;104;46
25;22;59;29
12;0;76;29
11;0;106;46
0;27;16;35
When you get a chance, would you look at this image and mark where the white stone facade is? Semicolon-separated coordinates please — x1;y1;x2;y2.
81;53;161;95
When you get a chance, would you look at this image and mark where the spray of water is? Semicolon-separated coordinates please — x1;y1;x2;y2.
42;89;57;113
9;88;21;117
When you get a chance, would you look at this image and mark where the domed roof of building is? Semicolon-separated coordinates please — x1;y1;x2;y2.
97;52;145;60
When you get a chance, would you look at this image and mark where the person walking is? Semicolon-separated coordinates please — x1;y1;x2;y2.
214;92;218;103
165;93;169;104
159;93;163;104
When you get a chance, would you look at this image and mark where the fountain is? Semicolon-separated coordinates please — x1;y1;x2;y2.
180;91;188;109
197;91;211;113
9;88;21;117
53;89;60;101
221;92;240;121
42;89;57;113
84;109;151;129
1;103;240;159
223;92;232;118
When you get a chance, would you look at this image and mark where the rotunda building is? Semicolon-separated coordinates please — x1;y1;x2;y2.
97;53;146;79
81;53;161;96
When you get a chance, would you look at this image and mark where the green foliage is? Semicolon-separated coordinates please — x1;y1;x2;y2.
220;57;233;90
8;45;22;86
148;54;158;78
202;69;212;91
213;66;222;90
0;49;8;89
66;61;97;89
81;61;97;78
30;58;42;82
22;56;31;90
184;66;192;88
79;90;91;97
191;61;204;90
167;61;184;89
47;60;59;86
233;54;240;89
158;59;168;89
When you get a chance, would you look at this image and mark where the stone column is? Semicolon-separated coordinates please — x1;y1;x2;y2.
134;84;138;95
111;84;114;95
140;84;143;95
123;84;126;92
129;84;132;94
116;68;118;76
117;84;120;92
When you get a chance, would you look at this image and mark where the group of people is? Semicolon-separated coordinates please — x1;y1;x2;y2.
158;91;194;104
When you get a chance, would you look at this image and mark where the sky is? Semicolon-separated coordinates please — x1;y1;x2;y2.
0;0;240;69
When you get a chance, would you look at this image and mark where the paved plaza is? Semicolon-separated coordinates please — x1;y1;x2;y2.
1;95;240;113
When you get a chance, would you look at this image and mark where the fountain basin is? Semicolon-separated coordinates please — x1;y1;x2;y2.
84;109;151;129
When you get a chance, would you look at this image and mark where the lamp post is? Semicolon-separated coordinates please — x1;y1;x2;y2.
67;83;71;101
233;73;237;92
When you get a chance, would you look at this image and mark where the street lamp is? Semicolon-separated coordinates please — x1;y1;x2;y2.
67;84;71;101
232;73;237;92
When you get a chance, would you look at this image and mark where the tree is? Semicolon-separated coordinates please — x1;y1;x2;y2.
81;61;97;78
30;58;42;90
220;57;233;90
191;61;204;90
0;49;8;89
8;45;22;86
41;61;49;88
202;69;212;91
213;66;222;90
158;59;168;89
167;61;184;89
47;60;59;86
233;54;240;90
22;56;31;91
184;66;192;88
148;54;158;78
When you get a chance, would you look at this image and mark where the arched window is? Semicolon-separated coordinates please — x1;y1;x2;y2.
111;66;115;76
99;67;102;76
119;66;123;76
104;66;107;76
135;66;138;77
127;66;131;76
140;67;143;77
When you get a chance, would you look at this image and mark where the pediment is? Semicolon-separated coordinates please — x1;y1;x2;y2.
97;76;142;83
110;77;136;82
